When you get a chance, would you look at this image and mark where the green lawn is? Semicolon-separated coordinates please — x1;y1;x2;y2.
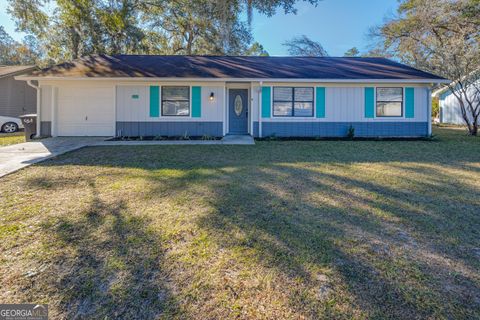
0;126;479;319
0;132;25;146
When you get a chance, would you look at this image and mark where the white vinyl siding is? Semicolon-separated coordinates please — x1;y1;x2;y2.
251;84;429;122
325;87;365;121
115;85;224;122
413;86;428;122
116;86;149;121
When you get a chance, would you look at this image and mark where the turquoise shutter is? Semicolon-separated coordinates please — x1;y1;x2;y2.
149;86;160;117
364;87;375;118
405;87;414;118
192;86;201;117
316;87;325;118
261;86;271;118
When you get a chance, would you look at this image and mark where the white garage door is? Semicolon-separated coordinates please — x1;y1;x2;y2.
57;85;115;136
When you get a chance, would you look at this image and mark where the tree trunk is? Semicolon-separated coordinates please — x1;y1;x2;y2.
70;27;81;59
186;31;194;55
471;118;478;136
451;86;479;136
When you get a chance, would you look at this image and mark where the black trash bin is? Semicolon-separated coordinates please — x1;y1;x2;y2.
19;114;37;141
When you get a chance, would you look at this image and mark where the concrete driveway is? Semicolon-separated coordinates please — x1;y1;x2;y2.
0;137;105;177
0;135;255;178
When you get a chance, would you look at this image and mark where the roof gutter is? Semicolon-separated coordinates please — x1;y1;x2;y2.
14;76;451;84
432;69;480;97
432;87;449;97
0;66;36;79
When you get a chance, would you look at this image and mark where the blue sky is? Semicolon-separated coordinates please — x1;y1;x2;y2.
0;0;399;56
251;0;399;56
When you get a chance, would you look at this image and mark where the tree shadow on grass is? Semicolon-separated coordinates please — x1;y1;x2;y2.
191;164;480;319
25;132;480;318
35;181;185;319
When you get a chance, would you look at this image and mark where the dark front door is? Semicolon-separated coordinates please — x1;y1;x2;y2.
228;89;248;134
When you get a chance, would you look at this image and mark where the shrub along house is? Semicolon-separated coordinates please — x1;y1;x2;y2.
16;55;448;138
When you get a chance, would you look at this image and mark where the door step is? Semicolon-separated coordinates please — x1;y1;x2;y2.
221;135;255;145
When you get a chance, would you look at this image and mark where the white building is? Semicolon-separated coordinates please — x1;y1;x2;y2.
16;55;448;138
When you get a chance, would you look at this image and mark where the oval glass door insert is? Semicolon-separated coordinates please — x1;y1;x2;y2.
234;95;243;116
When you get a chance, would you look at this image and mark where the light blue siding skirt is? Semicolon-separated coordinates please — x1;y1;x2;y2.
40;121;52;137
116;122;223;137
253;122;428;138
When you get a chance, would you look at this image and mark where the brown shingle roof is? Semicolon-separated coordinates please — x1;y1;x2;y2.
23;55;447;81
0;65;36;78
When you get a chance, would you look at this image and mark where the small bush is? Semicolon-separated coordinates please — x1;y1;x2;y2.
201;134;214;140
266;133;277;141
180;131;190;140
347;125;355;139
432;97;440;119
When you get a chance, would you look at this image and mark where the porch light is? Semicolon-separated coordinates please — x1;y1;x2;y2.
209;92;215;101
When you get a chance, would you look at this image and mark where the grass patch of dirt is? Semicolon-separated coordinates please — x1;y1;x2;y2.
0;132;25;146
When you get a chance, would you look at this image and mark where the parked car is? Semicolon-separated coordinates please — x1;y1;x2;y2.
0;116;24;133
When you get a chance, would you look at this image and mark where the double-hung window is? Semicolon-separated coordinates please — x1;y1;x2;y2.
376;87;403;117
273;87;314;117
162;86;190;116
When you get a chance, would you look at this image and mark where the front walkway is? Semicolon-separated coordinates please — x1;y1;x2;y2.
0;137;104;178
0;135;255;178
95;135;255;146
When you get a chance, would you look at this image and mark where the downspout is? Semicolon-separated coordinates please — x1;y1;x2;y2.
427;84;432;137
258;81;263;138
27;80;41;138
223;84;227;136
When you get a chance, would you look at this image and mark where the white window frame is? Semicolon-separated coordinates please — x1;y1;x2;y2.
272;86;315;118
375;87;405;118
161;85;192;117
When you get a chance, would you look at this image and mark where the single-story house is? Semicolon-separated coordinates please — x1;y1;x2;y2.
16;55;448;138
0;65;37;117
433;76;479;125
